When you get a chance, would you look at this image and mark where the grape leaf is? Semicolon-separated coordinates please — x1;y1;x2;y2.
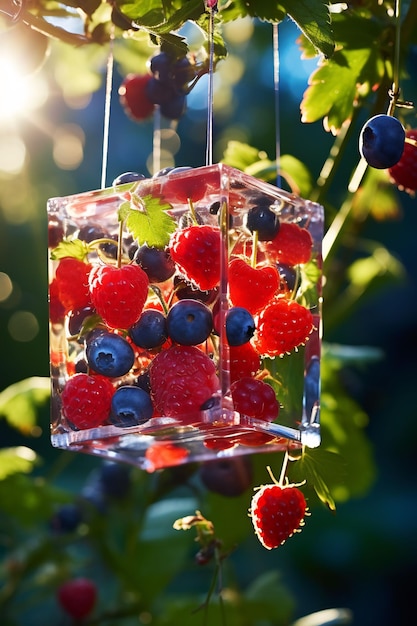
118;195;176;248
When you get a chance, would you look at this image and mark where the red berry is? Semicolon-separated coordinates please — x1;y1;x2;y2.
388;128;417;193
228;258;279;314
254;298;314;357
89;264;149;330
55;257;92;312
229;342;261;383
145;442;189;471
169;225;221;291
162;169;218;203
57;577;97;620
250;483;307;549
231;376;279;422
49;277;66;324
263;222;313;266
119;73;154;121
61;373;114;429
149;344;219;419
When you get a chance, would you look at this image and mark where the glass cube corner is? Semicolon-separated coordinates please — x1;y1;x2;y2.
48;164;323;471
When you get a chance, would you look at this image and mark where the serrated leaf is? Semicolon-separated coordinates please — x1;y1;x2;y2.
118;195;176;248
0;377;50;435
50;238;89;261
290;448;342;511
221;140;267;170
0;447;39;480
120;0;205;34
282;0;334;59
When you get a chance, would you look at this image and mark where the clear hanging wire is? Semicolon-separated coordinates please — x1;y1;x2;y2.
273;22;281;188
100;26;115;189
205;2;217;166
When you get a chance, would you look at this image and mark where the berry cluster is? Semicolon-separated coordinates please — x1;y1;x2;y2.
119;51;205;122
49;165;320;469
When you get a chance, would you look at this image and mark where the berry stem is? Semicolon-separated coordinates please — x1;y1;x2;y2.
250;230;259;268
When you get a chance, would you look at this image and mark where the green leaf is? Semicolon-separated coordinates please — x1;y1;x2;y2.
352;168;402;222
119;194;176;248
0;377;50;435
0;447;39;480
290;448;342;511
244;570;295;622
0;474;63;526
50;238;89;261
282;0;334;59
221;140;266;170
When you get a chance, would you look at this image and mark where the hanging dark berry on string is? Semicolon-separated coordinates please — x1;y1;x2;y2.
250;460;308;550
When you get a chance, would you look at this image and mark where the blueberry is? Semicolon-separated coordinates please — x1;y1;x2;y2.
85;331;135;377
134;244;175;283
50;503;83;533
225;307;255;346
146;76;177;105
67;305;97;337
166;299;213;346
174;277;218;305
160;92;186;120
110;385;153;427
98;461;132;499
359;114;405;169
113;171;146;185
245;205;280;241
134;369;151;393
277;263;297;292
129;309;168;349
199;457;253;497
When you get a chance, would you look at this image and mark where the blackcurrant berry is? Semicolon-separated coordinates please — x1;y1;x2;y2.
134;244;175;283
199;457;253;497
245;205;280;241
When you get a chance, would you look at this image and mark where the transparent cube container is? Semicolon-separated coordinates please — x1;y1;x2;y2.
48;164;323;471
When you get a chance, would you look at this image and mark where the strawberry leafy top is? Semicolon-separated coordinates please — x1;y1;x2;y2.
118;193;176;249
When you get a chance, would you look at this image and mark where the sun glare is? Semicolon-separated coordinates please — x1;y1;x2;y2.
0;55;48;121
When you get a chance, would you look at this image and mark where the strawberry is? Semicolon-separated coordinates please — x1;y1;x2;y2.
169;224;221;291
262;222;313;266
119;73;154;121
250;482;307;549
149;344;219;419
388;128;417;193
228;258;279;314
254;298;314;357
162;168;218;204
61;373;114;429
57;577;97;620
89;263;149;330
231;376;279;422
55;257;92;313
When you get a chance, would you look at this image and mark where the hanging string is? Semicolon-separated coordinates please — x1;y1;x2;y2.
152;105;162;175
273;22;281;188
100;26;115;189
205;1;217;166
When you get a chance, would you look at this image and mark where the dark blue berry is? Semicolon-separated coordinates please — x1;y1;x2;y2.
245;205;280;241
98;461;132;499
134;244;175;283
166;299;213;346
110;385;153;427
85;331;134;377
67;306;97;337
359;114;405;169
160;92;186;119
129;309;168;349
134;369;151;393
146;76;177;105
277;263;297;292
225;307;255;346
113;171;145;185
174;277;218;305
199;457;253;497
50;503;83;533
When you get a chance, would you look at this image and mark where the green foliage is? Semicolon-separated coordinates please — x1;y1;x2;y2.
118;194;176;247
0;377;50;436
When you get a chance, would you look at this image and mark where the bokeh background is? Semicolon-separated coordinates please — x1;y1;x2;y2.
1;15;417;625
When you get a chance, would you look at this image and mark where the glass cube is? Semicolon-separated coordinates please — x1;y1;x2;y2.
48;164;323;471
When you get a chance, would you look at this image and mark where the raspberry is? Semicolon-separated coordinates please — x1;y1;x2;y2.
229;342;261;382
250;482;307;549
55;257;92;312
254;298;314;357
119;73;154;121
263;222;313;266
230;376;279;422
228;258;280;314
169;225;221;291
388;128;417;193
61;373;114;429
89;263;149;330
57;577;97;620
149;344;219;418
